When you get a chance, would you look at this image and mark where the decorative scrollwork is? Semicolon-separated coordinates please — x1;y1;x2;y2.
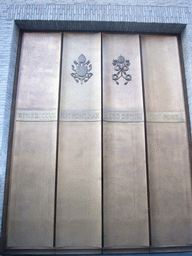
112;55;132;85
71;54;93;84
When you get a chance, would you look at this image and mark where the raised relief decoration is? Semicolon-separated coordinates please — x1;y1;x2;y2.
112;55;132;85
71;54;93;84
60;110;100;121
16;110;57;121
146;112;185;122
103;111;144;122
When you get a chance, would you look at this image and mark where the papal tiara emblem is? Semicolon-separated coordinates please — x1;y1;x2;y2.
71;54;93;84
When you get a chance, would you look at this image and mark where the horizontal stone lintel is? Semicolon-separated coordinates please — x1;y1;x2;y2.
14;20;186;34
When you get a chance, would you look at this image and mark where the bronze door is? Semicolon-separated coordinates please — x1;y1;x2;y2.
6;32;192;251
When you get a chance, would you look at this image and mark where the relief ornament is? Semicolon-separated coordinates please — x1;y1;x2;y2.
112;55;132;85
71;54;93;84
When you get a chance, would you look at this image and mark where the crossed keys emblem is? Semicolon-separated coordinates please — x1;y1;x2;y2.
71;54;93;84
112;55;132;85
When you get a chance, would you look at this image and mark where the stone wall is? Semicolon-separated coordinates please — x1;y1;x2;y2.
0;0;192;6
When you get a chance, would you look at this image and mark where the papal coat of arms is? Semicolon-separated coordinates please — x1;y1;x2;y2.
112;55;132;85
71;54;93;84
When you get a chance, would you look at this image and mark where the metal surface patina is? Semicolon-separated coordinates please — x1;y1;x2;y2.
57;33;101;248
71;54;93;84
5;31;192;252
112;55;132;85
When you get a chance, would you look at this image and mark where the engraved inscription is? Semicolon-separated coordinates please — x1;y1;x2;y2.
112;55;132;85
146;112;185;122
104;111;144;122
60;110;100;121
16;110;57;121
71;54;93;84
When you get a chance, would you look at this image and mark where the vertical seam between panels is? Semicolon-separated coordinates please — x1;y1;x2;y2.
139;34;152;250
53;32;64;248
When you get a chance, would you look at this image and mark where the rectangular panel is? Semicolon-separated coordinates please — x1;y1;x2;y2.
56;33;101;248
147;123;192;247
7;33;61;248
141;35;192;247
141;35;185;113
103;34;144;113
103;33;149;248
103;122;149;248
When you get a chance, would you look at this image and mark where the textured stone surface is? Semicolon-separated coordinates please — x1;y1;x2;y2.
0;23;19;246
2;4;191;24
0;0;192;6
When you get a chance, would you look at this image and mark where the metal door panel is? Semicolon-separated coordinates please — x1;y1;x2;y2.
147;122;192;247
7;33;61;248
103;33;149;248
141;35;192;247
56;122;101;248
103;122;149;247
56;32;102;248
7;122;57;248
